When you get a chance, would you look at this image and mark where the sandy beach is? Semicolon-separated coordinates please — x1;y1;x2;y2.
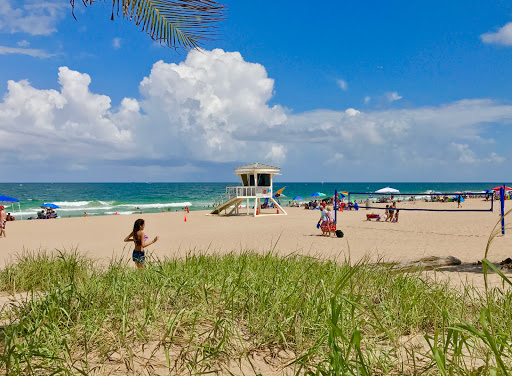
1;198;511;288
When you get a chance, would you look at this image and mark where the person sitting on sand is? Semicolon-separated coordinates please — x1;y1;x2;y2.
84;212;88;217
124;219;159;270
6;213;15;221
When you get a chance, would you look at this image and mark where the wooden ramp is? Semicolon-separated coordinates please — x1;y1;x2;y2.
210;197;246;215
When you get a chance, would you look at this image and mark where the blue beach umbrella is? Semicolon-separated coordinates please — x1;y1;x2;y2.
0;195;19;203
293;196;303;201
310;192;326;197
0;195;22;219
41;203;60;209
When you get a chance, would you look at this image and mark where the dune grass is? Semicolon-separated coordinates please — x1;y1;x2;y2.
0;248;511;375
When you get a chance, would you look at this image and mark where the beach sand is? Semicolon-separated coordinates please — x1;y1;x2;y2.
1;198;511;288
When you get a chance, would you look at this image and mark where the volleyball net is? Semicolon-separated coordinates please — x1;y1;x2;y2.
334;191;495;212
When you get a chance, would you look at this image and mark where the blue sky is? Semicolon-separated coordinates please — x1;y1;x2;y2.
1;0;512;182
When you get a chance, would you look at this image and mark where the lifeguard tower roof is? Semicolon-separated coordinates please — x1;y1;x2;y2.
234;163;281;175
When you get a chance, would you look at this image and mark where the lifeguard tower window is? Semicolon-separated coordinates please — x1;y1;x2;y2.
257;174;271;187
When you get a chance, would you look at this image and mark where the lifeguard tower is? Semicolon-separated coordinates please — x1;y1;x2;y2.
210;163;287;217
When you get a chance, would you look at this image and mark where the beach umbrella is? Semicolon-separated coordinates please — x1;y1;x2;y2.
41;203;60;209
310;192;326;197
0;195;22;220
337;191;349;198
375;187;400;194
293;196;303;201
0;195;19;203
454;191;463;194
491;186;512;191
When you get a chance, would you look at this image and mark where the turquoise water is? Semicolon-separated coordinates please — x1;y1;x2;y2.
0;182;508;219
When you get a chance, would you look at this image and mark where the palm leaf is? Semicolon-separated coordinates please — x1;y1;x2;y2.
70;0;225;49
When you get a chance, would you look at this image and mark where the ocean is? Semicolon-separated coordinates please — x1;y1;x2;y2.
0;182;508;220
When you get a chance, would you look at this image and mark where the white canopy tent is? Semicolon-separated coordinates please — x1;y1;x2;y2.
375;187;400;194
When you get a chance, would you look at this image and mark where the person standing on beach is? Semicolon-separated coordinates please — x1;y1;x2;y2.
0;206;6;237
457;195;462;208
317;206;330;236
124;219;159;270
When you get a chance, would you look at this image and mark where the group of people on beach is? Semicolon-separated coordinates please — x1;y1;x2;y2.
317;203;336;236
384;202;399;223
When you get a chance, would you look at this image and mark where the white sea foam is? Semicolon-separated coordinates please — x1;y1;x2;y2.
118;202;192;209
58;206;114;212
11;210;39;216
105;211;133;215
53;201;91;207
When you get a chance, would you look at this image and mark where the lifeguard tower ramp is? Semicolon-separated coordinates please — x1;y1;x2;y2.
210;163;287;217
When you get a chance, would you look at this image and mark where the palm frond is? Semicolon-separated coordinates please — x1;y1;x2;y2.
70;0;226;50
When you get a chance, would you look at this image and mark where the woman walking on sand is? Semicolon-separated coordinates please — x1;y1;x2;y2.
124;219;159;269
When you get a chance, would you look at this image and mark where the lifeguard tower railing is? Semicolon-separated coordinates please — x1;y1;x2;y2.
225;186;273;199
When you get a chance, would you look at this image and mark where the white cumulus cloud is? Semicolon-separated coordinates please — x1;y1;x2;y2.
2;48;512;181
481;22;512;46
0;67;136;163
0;0;66;36
138;48;287;163
345;108;360;116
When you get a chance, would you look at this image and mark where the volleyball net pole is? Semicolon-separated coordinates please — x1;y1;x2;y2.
501;186;505;235
334;189;338;223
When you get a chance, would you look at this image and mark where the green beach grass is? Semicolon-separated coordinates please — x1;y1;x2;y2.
0;245;511;375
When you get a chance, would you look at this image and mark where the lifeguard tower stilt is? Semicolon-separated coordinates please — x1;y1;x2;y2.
209;163;287;217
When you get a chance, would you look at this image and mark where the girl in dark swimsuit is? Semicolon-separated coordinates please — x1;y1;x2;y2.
124;218;159;269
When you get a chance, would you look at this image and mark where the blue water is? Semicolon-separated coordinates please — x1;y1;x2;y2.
0;182;508;219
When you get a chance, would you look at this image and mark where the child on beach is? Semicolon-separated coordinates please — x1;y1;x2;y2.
124;219;159;270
